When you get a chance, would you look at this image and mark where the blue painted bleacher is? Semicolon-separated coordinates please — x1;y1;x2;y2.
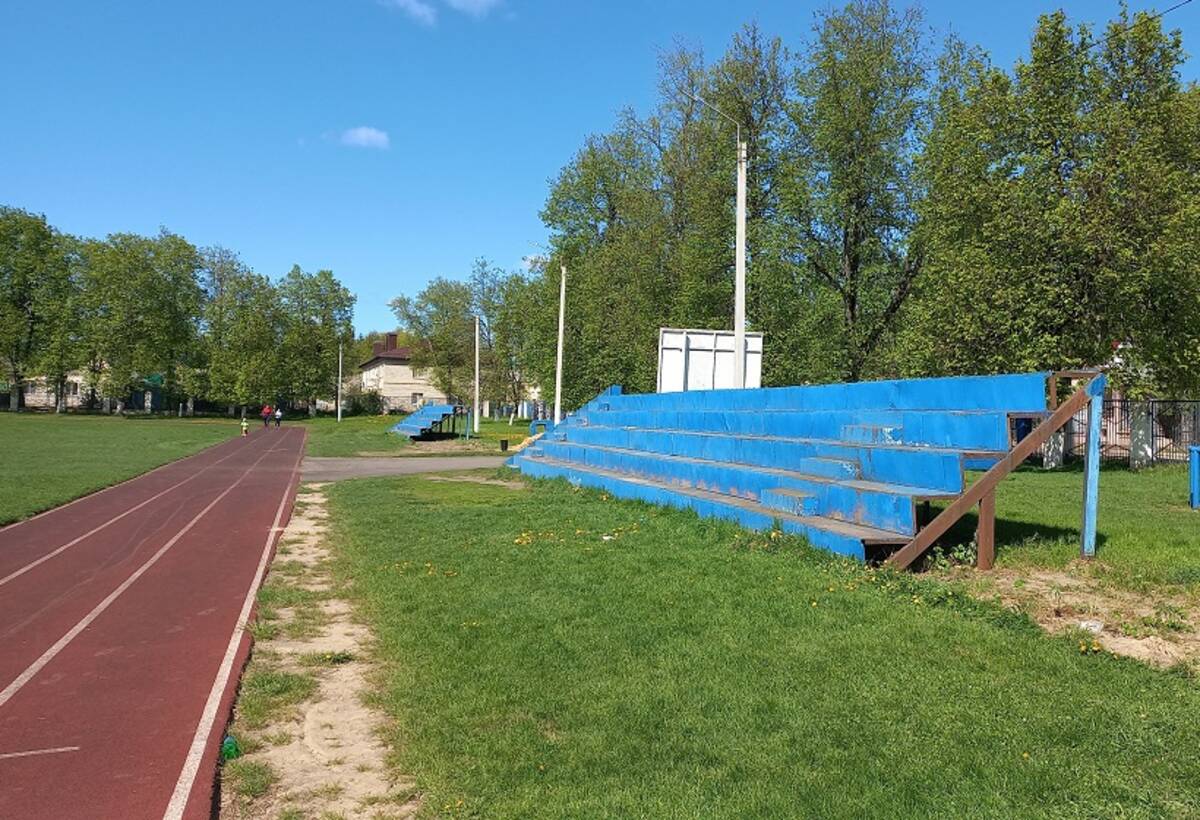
390;404;458;438
508;373;1051;560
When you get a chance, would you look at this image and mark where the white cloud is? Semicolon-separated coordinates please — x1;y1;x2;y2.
340;126;391;149
380;0;437;26
379;0;502;25
444;0;502;18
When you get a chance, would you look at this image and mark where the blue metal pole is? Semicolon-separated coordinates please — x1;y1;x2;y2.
1080;375;1106;558
1190;445;1199;510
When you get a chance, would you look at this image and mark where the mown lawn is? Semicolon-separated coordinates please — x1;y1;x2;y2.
0;413;233;524
302;415;530;457
328;473;1200;818
940;463;1200;590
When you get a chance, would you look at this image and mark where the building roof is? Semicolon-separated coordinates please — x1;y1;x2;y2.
360;333;415;369
360;346;412;369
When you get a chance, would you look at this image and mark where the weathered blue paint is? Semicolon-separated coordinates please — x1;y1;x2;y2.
1080;375;1107;558
1189;446;1199;510
390;404;457;438
531;439;948;534
562;424;968;492
609;372;1049;413
519;457;872;559
587;408;1018;450
510;372;1052;560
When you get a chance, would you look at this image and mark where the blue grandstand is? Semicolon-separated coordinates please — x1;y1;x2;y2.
390;404;459;439
508;373;1060;562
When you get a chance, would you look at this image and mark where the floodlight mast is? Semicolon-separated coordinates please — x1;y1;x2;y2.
689;92;748;389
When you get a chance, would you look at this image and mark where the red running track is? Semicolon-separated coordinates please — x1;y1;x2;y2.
0;427;305;819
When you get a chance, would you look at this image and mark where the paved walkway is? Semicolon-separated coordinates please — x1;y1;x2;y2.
301;455;507;482
0;428;305;819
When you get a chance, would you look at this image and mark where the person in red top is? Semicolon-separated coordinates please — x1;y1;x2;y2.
261;404;272;428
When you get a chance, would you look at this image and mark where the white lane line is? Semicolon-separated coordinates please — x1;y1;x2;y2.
0;441;284;711
0;431;247;536
164;428;306;820
0;435;269;588
0;745;81;761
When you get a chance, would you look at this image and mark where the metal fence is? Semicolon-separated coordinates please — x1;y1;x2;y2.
1054;399;1200;464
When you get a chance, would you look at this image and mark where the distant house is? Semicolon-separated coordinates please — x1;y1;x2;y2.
359;333;449;412
11;372;86;411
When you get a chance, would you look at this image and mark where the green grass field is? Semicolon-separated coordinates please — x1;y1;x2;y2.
327;471;1200;818
0;413;234;524
302;414;529;457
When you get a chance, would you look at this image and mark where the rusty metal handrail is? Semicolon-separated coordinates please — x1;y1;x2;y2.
886;375;1103;570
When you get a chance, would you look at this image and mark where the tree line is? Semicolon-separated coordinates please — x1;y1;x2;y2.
0;208;354;413
394;1;1200;410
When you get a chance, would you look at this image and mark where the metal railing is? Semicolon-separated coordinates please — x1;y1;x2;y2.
1049;399;1200;464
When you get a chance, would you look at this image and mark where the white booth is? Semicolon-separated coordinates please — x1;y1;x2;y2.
656;328;763;393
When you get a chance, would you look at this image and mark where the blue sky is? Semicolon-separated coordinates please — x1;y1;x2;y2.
2;0;1196;332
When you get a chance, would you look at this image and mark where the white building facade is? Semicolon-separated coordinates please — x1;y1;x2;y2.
359;333;449;412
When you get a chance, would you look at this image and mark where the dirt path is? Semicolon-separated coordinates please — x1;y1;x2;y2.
954;566;1200;670
302;456;507;482
220;483;418;819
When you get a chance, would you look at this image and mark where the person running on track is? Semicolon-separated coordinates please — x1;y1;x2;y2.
261;403;272;428
274;407;283;428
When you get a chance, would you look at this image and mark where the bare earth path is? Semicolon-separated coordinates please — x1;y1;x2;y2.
301;456;506;482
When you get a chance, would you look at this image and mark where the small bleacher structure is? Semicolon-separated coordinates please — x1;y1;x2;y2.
508;372;1090;564
390;403;460;439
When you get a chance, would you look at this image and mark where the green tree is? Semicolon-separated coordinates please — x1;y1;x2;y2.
780;0;931;380
278;265;355;415
0;207;69;411
36;234;86;412
82;231;202;410
203;249;285;411
905;7;1200;395
391;277;474;402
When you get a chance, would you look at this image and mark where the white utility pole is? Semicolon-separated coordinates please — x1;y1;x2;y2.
473;314;481;434
734;138;747;389
554;264;566;424
687;92;748;388
336;341;343;423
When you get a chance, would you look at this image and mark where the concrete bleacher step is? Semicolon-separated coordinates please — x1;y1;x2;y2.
760;488;818;516
560;425;977;492
390;404;458;439
516;455;908;560
580;407;1021;451
530;440;956;535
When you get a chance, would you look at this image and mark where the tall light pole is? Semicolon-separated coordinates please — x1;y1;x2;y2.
473;314;481;434
336;341;343;423
554;264;566;424
689;93;747;388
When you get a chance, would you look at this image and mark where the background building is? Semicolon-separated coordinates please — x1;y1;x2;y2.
358;333;448;412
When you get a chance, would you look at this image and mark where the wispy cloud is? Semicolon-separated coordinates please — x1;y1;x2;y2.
381;0;436;26
379;0;502;25
444;0;502;18
340;126;391;149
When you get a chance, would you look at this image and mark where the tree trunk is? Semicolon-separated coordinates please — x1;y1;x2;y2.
187;396;195;417
228;404;235;417
309;399;317;418
9;383;20;413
